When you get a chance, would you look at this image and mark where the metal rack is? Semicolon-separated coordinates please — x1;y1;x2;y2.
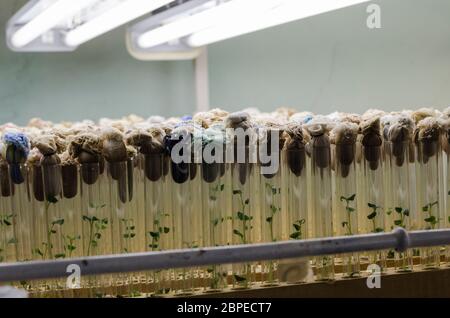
0;228;449;282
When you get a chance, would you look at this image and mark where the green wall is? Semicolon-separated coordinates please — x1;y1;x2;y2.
207;0;450;114
1;0;450;125
0;0;196;125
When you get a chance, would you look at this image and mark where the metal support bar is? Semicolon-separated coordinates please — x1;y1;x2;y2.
195;47;210;112
1;228;450;282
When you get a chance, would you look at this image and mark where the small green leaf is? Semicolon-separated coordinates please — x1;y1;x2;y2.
347;207;355;212
290;232;301;239
232;190;242;195
55;253;66;259
82;215;91;222
424;216;437;223
244;198;250;205
220;184;225;191
368;203;377;208
367;211;377;220
149;231;160;238
234;274;247;282
94;233;101;239
163;227;170;234
375;227;384;233
347;194;356;201
206;268;214;273
422;205;429;212
233;229;244;238
341;221;348;228
47;195;58;204
3;220;11;226
395;207;402;213
266;217;273;223
403;209;410;216
293;223;301;231
209;196;217;201
394;220;402;226
52;219;65;226
237;212;251;221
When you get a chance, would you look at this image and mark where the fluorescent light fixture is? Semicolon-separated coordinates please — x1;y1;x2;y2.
10;0;96;48
187;0;370;47
137;0;284;49
65;0;174;47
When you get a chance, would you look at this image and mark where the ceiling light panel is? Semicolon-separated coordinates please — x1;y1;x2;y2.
7;0;175;52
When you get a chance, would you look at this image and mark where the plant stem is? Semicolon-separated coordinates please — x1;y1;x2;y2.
44;201;54;259
346;206;353;235
238;192;247;244
87;219;94;256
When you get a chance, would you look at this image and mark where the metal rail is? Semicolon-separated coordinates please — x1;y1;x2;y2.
1;228;450;282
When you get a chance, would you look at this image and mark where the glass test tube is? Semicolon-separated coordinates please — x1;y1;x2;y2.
334;141;360;278
415;133;442;269
361;141;386;271
279;143;309;284
201;159;229;292
310;131;334;281
386;141;413;272
259;130;282;286
0;163;16;264
80;161;112;295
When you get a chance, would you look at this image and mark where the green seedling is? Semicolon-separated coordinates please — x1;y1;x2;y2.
340;194;356;236
290;219;306;240
367;203;384;233
422;201;439;230
82;203;107;256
